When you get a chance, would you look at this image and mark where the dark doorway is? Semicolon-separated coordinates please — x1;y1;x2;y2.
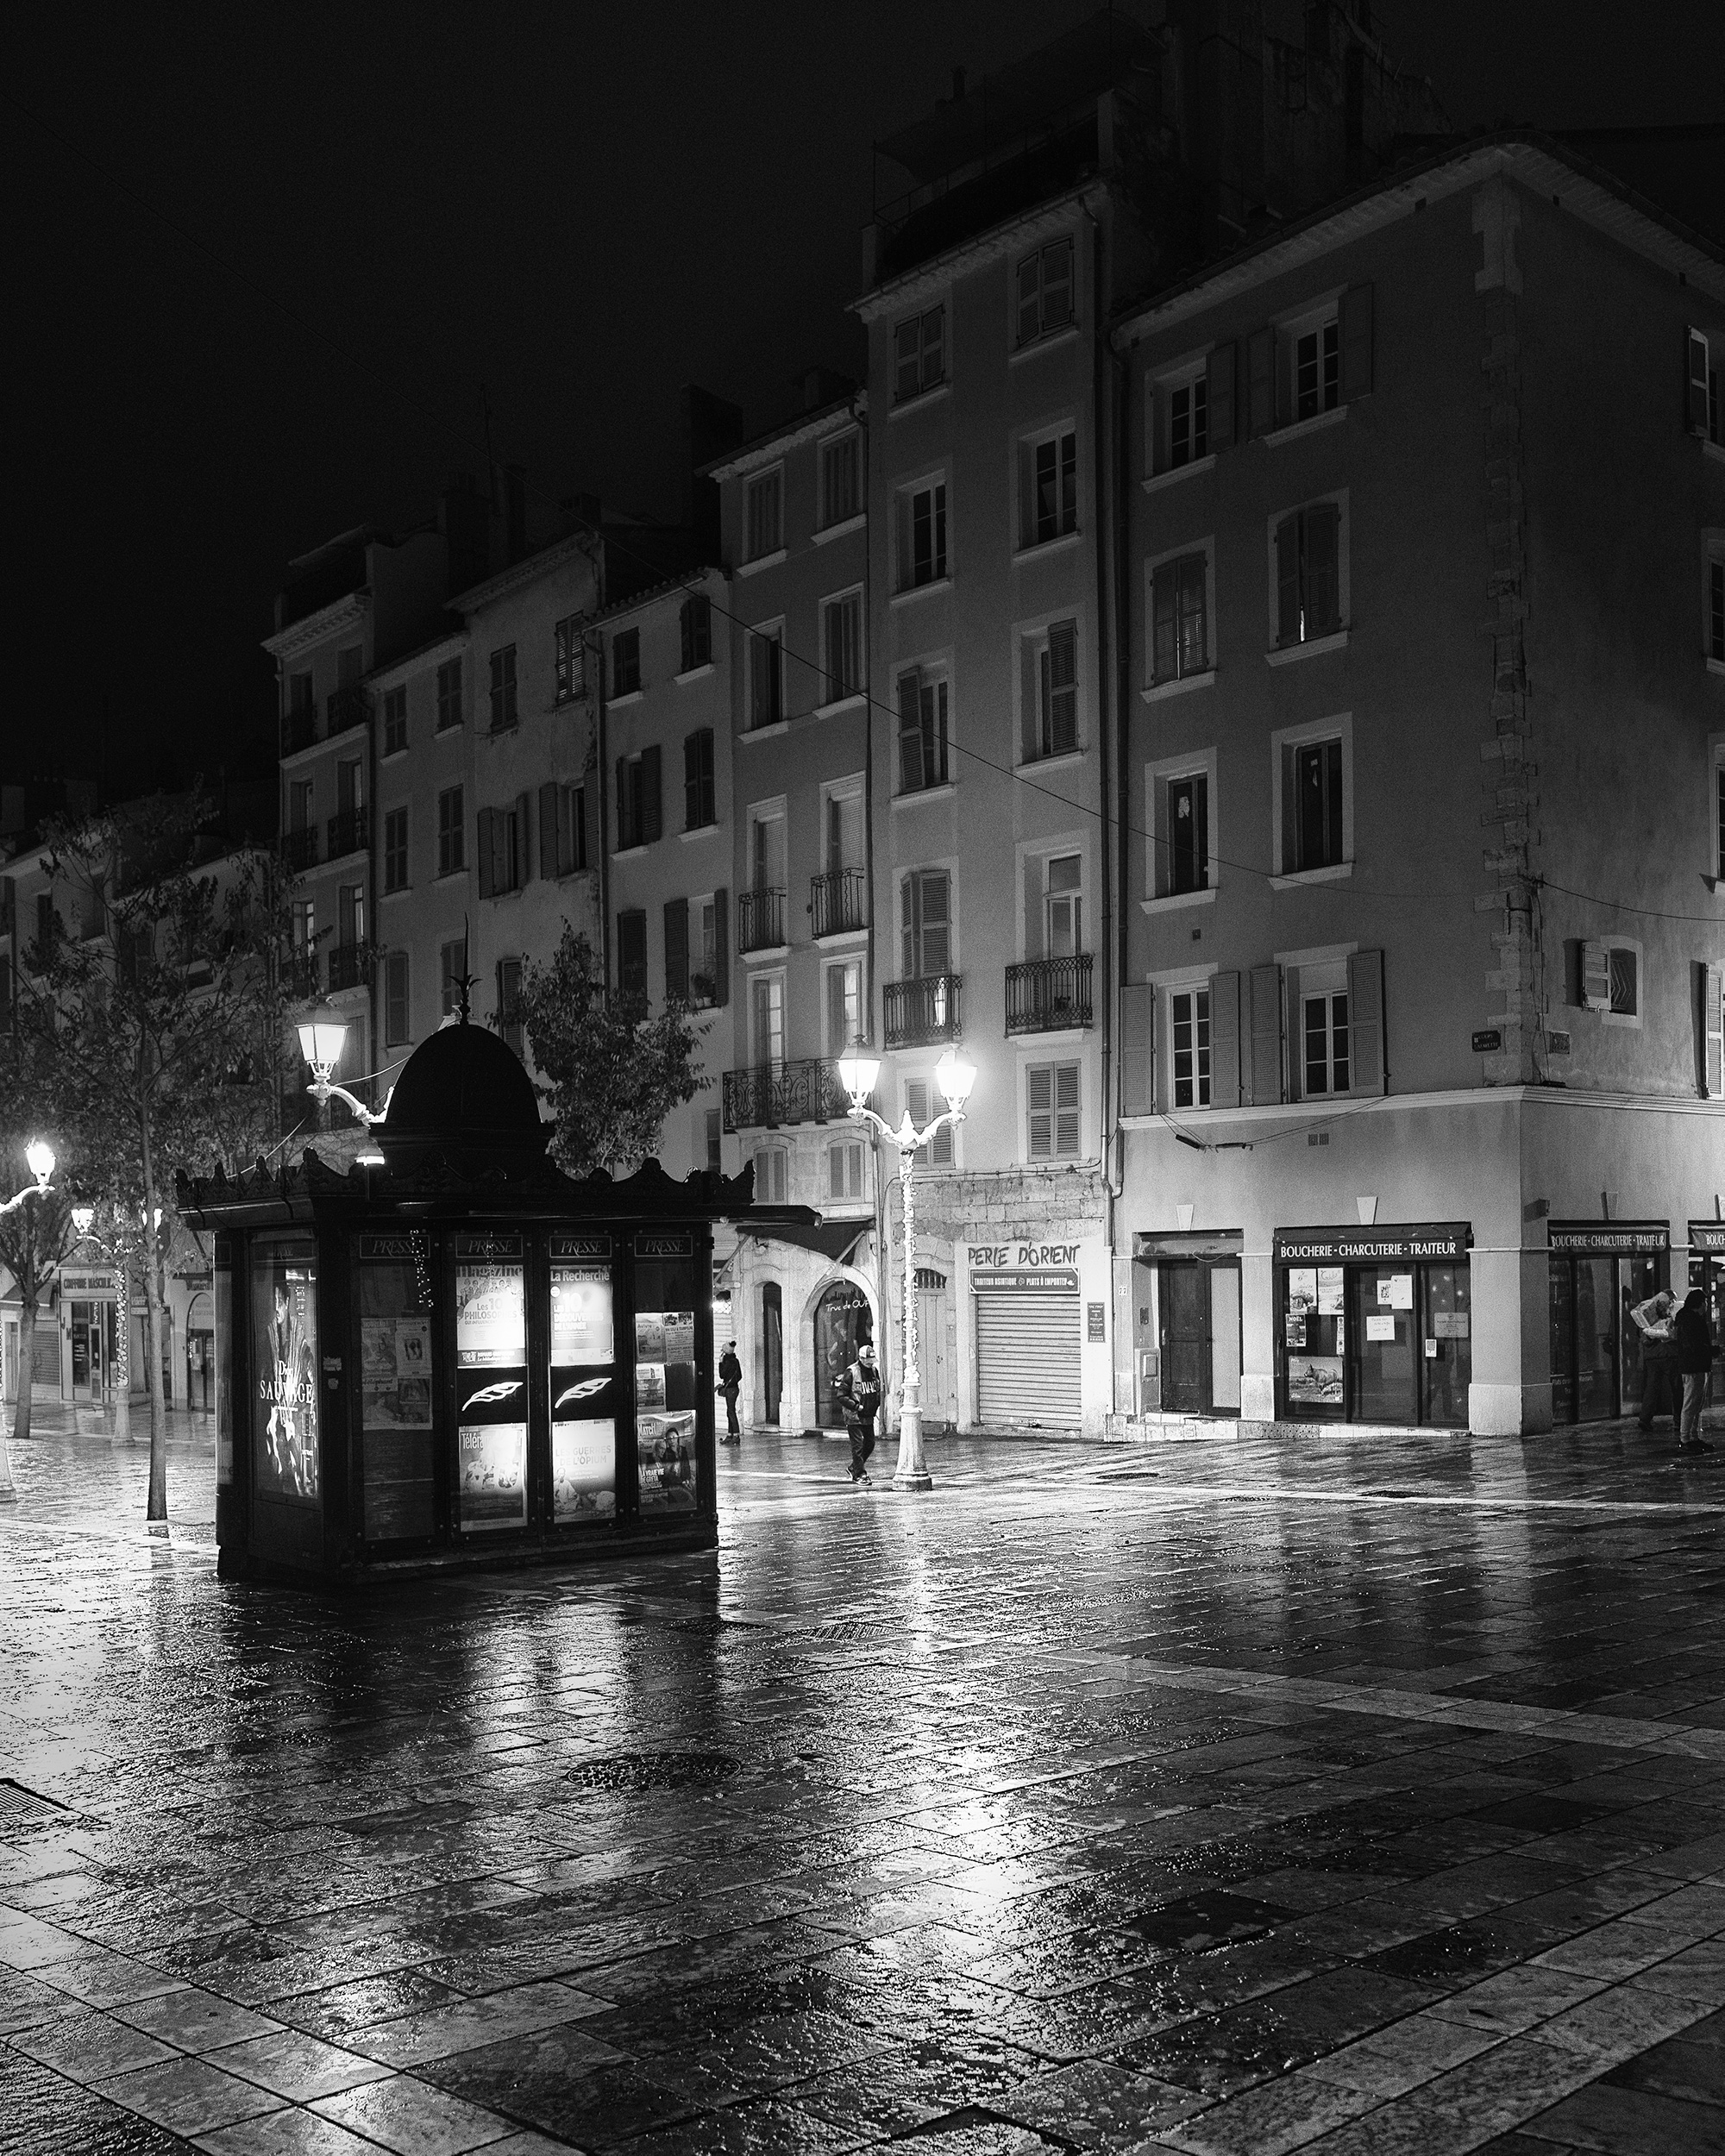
761;1282;782;1425
813;1280;872;1427
1157;1261;1242;1415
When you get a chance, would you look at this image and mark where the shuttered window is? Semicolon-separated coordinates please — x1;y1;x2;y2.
750;627;784;729
616;747;662;848
905;1080;954;1167
680;595;712;673
1152;554;1208;680
1020;429;1077;548
617;911;648;1003
1037;620;1078;757
663;898;689;1002
684;730;715;830
900;869;950;979
1015;240;1073;347
1169;773;1208;893
436;787;463;875
1027;1062;1080;1159
746;471;782;560
895;479;948;591
384;950;409;1046
752;1147;787;1203
823;592;862;702
1710;557;1724;664
383;808;408;893
1702;962;1724;1098
488;646;518;732
1171;990;1210;1109
894;306;944;402
897;671;950;792
1275;505;1341;646
612;628;640;697
821;433;859;525
828;1141;865;1200
537;782;586;877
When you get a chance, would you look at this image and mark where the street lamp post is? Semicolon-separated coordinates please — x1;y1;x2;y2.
836;1046;975;1493
296;1005;390;1127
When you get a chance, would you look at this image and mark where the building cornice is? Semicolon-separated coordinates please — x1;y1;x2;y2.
367;628;468;689
706;395;867;482
263;590;370;664
451;530;599;617
853;179;1110;323
1121;1082;1725;1132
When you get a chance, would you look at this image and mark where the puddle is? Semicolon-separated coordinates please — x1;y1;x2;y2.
568;1749;743;1793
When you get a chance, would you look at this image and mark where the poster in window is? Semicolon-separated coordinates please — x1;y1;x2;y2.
554;1421;616;1520
361;1313;434;1430
636;1360;667;1409
1377;1274;1414;1311
635;1310;667;1362
1287;1269;1318;1317
1365;1313;1396;1344
637;1410;697;1509
251;1241;319;1504
458;1424;528;1529
1317;1267;1344;1316
1286;1355;1344;1405
1286;1315;1307;1349
456;1248;525;1366
552;1265;614;1365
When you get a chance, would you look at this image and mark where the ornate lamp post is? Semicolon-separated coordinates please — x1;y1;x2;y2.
297;1005;391;1126
1;1140;56;1215
835;1046;975;1493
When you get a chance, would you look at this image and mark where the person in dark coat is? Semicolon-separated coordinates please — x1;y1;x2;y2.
718;1341;743;1444
837;1341;882;1486
1673;1288;1715;1455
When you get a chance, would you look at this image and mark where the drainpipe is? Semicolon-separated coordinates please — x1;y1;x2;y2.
592;626;611;993
1085;198;1118;1411
855;385;891;1416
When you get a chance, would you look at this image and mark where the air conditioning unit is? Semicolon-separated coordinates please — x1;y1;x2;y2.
1546;1029;1572;1057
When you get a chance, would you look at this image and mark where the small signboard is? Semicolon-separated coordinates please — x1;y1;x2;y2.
1471;1029;1502;1054
1087;1301;1107;1342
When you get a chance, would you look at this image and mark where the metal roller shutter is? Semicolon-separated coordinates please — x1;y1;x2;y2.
975;1291;1082;1426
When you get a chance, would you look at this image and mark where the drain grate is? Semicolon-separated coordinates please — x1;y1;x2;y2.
0;1779;72;1825
568;1749;743;1794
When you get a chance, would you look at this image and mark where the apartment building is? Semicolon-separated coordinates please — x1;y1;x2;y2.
1113;132;1725;1437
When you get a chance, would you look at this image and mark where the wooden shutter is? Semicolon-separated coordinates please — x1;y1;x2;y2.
898;674;925;792
1307;503;1341;633
1689;329;1710;435
1043;241;1072;329
921;305;944;385
539;781;561;878
1247;326;1276;436
615;757;632;849
640;744;662;843
684;731;703;829
1701;962;1723;1097
1246;963;1283;1106
1347;948;1386;1096
385;951;408;1045
1027;1065;1052;1158
664;898;689;1001
516;793;532;883
476;807;495;898
1340;283;1374;401
1017;254;1041;344
580;781;598;872
1211;969;1242;1107
1054;1063;1081;1156
1152;563;1177;681
1120;982;1155;1116
1580;939;1611;1010
711;887;729;1006
919;872;950;974
1047;621;1077;751
1276;517;1301;646
1206;341;1235;448
895;317;920;401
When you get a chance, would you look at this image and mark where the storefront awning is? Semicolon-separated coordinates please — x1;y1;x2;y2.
1272;1222;1471;1263
1546;1220;1668;1257
732;1216;869;1268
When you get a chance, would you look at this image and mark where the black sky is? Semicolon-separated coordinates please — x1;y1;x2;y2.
9;3;1722;801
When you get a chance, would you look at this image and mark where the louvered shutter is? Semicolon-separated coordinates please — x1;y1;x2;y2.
616;757;632;849
1054;1063;1081;1156
921;305;944;385
895;318;920;401
919;873;950;975
685;732;702;829
1152;564;1177;681
1276;518;1301;646
1307;504;1341;634
580;781;598;872
1347;948;1386;1096
1042;241;1072;329
1580;940;1611;1010
899;674;925;792
1340;283;1374;401
711;887;729;1006
1206;342;1235;448
1689;329;1710;435
1047;622;1077;751
476;807;495;899
641;744;662;843
1703;963;1724;1097
1120;982;1155;1116
664;898;689;1000
1247;326;1276;436
1211;970;1242;1108
539;781;561;878
1017;255;1042;344
1247;963;1283;1106
900;873;916;979
618;910;647;1000
516;793;532;883
1028;1064;1053;1158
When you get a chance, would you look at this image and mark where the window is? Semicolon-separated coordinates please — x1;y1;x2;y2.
821;433;859;525
746;471;782;561
1016;240;1074;347
900;868;950;979
1170;375;1208;468
706;1108;722;1172
495;958;523;1057
1689;328;1718;441
1579;938;1642;1025
1168;774;1208;894
288;670;313;717
339;881;366;950
1710;556;1724;664
896;479;948;592
750;626;784;730
1291;739;1344;872
1275;504;1342;646
539;781;587;877
822;592;862;704
436;787;464;875
618;910;648;1004
612;627;640;698
1025;619;1077;760
289;778;313;833
752;1145;788;1203
680;594;712;674
488;646;518;732
1171;989;1211;1109
1609;947;1637;1017
381;686;407;755
684;729;716;830
478;800;530;897
1019;429;1077;549
825;959;863;1056
1290;308;1341;421
1151;553;1209;682
691;893;725;1006
384;951;409;1047
615;747;662;849
555;617;586;702
440;937;467;1018
1717;757;1725;881
897;668;950;792
1044;855;1083;959
894;304;945;402
436;656;462;731
750;975;785;1067
1027;1062;1080;1159
383;808;409;893
828;1139;865;1200
906;1080;955;1167
291;898;316;964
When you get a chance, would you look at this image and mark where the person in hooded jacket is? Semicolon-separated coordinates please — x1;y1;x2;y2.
1673;1288;1716;1455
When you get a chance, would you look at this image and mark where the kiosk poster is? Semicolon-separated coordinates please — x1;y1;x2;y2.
361;1313;433;1431
1286;1356;1344;1406
458;1424;528;1528
551;1266;614;1365
1317;1268;1344;1316
550;1263;618;1521
553;1421;617;1520
637;1410;697;1508
456;1255;525;1366
251;1246;319;1504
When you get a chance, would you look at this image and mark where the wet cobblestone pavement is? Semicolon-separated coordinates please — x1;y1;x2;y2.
5;1419;1725;2153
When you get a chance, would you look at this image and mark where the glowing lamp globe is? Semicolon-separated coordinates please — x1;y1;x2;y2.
72;1206;94;1235
24;1139;55;1187
935;1050;976;1111
297;1007;348;1076
837;1050;881;1105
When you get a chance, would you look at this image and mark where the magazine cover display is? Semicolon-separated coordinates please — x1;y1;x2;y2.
551;1257;617;1520
455;1236;528;1528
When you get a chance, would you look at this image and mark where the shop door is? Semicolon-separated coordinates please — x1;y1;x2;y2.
1352;1265;1418;1426
70;1302;95;1400
189;1331;214;1413
1421;1264;1471;1426
813;1282;871;1427
761;1282;782;1425
1159;1264;1209;1413
916;1270;950;1426
1573;1258;1617;1421
1210;1265;1242;1412
1548;1263;1576;1425
975;1291;1082;1426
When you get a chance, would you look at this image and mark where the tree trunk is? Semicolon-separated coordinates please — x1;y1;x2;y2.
12;1295;37;1445
112;1269;131;1447
141;1103;168;1520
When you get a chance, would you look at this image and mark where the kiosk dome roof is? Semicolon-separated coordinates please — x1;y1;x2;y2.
381;1018;545;1160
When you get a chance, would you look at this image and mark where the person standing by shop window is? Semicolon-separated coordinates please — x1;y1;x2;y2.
718;1340;743;1445
1674;1289;1715;1456
1631;1288;1680;1434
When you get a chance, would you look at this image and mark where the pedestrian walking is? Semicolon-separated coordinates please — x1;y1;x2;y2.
837;1340;882;1486
1631;1288;1681;1432
1673;1288;1715;1455
717;1340;743;1445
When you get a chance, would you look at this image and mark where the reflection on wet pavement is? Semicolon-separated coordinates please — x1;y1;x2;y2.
3;1417;1725;2151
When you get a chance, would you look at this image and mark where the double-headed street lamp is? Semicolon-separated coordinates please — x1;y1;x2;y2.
1;1140;56;1216
834;1044;976;1493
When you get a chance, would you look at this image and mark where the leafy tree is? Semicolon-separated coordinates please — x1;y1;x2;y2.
10;793;291;1520
516;925;707;1177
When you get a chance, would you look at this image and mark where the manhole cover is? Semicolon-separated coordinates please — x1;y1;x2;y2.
0;1780;71;1824
568;1750;743;1793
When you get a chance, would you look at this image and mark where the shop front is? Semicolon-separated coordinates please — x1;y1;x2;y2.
1546;1221;1668;1425
955;1235;1112;1433
1132;1230;1243;1417
1686;1222;1725;1397
1273;1222;1472;1427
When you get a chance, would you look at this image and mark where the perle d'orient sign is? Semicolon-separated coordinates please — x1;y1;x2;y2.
1272;1222;1471;1264
1546;1222;1670;1257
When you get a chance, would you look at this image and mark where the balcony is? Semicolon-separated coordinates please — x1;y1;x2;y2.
326;806;370;862
326;683;370;736
280;707;317;756
737;885;787;953
1006;953;1094;1035
810;867;866;938
327;942;369;992
884;974;962;1048
721;1058;858;1134
281;827;319;873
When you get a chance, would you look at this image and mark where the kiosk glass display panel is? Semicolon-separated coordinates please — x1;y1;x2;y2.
1283;1266;1344;1414
455;1233;528;1530
360;1236;436;1540
549;1236;617;1522
250;1235;319;1504
635;1246;698;1511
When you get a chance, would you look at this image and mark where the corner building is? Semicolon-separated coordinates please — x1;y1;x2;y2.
1113;134;1725;1438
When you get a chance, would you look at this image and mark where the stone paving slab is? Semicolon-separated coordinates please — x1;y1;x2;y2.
7;1419;1725;2150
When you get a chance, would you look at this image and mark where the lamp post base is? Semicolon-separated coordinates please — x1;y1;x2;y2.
893;1394;934;1493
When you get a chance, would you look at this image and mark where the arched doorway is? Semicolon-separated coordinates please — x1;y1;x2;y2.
813;1279;874;1426
761;1282;782;1425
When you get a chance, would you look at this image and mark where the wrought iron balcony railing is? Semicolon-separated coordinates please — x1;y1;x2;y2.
326;806;370;861
810;867;867;937
327;942;370;992
280;707;317;756
737;885;787;953
281;827;318;872
1005;953;1094;1035
883;974;962;1048
721;1058;859;1134
287;955;320;998
326;683;371;736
